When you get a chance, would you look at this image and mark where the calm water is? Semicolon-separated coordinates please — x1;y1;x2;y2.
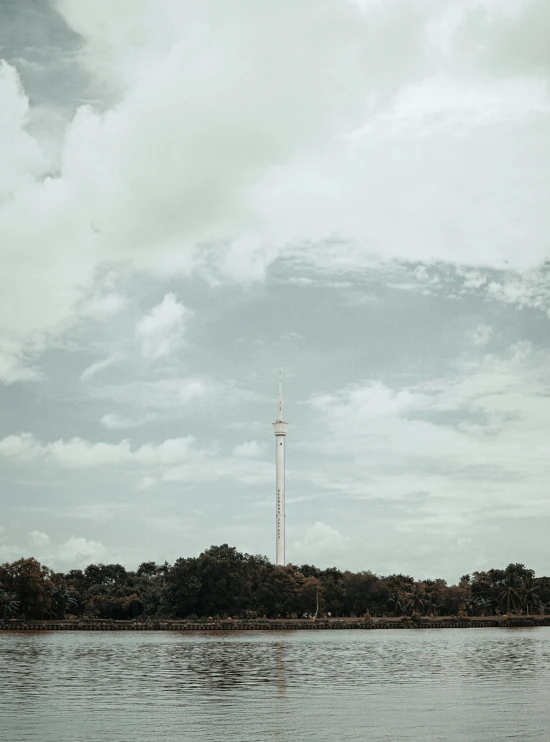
1;628;549;741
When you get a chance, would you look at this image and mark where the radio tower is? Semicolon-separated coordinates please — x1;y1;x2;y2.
273;370;288;566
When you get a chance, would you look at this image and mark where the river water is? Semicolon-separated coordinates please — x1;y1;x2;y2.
1;628;549;741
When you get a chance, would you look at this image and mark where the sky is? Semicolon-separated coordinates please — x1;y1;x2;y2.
0;0;549;583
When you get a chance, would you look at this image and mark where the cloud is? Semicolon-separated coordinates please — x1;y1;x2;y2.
0;338;40;385
233;441;263;458
303;343;550;533
134;436;196;466
80;354;122;381
135;293;194;360
100;412;150;430
0;541;24;563
78;292;127;321
0;0;374;344
471;324;493;347
2;0;550;580
0;433;43;460
138;476;156;491
28;531;50;547
0;431;270;486
0;61;49;198
292;521;350;567
0;530;110;570
0;433;133;468
2;0;548;354
57;537;108;566
91;377;218;409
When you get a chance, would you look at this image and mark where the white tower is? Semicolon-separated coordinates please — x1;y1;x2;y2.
272;371;288;566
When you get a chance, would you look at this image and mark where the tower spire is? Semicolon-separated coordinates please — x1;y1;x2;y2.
278;369;283;421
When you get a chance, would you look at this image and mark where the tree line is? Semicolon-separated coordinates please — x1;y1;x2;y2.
1;545;548;621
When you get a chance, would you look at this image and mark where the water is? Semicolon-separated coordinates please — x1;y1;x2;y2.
1;629;549;741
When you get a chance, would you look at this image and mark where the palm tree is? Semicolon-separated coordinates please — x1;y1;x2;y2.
499;576;522;614
406;585;426;616
50;587;78;619
0;590;20;619
471;596;492;617
522;579;540;615
387;592;404;617
424;591;442;616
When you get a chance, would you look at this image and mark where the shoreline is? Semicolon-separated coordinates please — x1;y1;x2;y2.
2;617;550;632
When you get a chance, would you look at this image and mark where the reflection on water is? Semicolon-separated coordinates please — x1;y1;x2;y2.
1;629;549;741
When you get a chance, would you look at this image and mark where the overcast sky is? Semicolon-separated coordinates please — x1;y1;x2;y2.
1;0;549;582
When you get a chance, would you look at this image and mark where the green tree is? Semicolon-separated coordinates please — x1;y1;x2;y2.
405;584;426;616
0;558;53;619
499;575;522;614
0;590;20;619
386;591;405;617
522;578;540;615
50;584;78;619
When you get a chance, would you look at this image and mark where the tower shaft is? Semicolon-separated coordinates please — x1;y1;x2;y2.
273;371;288;566
275;432;285;566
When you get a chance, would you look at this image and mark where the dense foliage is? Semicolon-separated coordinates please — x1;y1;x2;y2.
1;546;548;621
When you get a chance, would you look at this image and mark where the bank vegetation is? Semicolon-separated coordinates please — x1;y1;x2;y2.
1;546;548;622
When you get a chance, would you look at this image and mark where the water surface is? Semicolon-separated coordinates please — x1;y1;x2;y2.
1;628;549;741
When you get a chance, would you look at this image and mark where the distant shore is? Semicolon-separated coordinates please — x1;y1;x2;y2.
2;616;550;632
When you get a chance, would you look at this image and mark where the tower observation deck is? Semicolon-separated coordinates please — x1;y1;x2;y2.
272;371;288;566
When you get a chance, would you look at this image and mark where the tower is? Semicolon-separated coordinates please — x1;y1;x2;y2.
272;370;288;566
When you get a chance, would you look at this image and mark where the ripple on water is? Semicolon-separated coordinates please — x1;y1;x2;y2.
1;628;549;742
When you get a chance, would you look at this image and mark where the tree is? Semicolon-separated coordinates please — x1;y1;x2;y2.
522;578;540;615
3;549;549;623
0;558;53;619
84;563;128;587
296;574;322;617
386;592;404;617
341;571;380;616
137;561;159;577
499;575;522;614
319;568;345;616
0;590;20;619
257;565;301;618
405;584;426;616
50;584;78;619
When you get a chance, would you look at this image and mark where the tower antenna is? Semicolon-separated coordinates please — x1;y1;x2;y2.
278;369;283;421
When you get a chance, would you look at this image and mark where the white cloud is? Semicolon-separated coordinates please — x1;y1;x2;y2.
135;293;193;360
92;377;213;408
134;436;196;466
50;438;135;468
0;530;110;570
0;542;24;563
138;476;156;491
471;324;493;347
78;292;127;321
0;433;43;460
292;521;350;567
2;0;550;580
371;74;550;131
0;338;40;385
2;0;548;353
304;343;550;533
81;354;122;381
233;441;263;458
0;433;133;468
100;412;150;430
57;537;108;567
161;454;271;486
28;531;51;547
0;431;268;487
0;62;49;198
